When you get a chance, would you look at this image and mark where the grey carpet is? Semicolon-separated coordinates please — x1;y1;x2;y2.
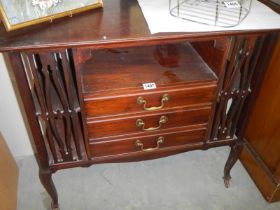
17;147;280;210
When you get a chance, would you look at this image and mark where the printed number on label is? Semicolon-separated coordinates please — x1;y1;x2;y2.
143;82;157;90
224;1;240;8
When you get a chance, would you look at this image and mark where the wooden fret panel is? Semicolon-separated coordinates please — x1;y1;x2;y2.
20;50;86;164
210;35;265;141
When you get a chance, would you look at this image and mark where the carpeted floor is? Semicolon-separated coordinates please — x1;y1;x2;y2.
17;147;280;210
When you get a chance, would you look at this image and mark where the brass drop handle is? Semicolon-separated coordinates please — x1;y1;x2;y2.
135;136;164;152
137;94;170;111
136;116;168;131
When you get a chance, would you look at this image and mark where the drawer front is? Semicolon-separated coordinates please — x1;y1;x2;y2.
89;127;206;158
87;106;211;140
84;84;217;118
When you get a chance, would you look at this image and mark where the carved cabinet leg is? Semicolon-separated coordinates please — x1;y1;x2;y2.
39;169;59;210
9;50;86;210
223;142;244;188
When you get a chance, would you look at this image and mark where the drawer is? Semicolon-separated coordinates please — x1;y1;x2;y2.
87;106;211;140
89;126;206;158
84;83;217;118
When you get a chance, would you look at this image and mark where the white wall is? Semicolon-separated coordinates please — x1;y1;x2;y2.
0;53;33;158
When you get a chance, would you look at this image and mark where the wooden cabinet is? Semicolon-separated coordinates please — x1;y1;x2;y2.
241;36;280;202
79;43;217;158
0;0;278;209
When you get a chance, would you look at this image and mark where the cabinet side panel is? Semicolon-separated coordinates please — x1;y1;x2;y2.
192;38;231;142
240;33;280;202
10;50;87;166
209;35;265;141
241;143;279;202
245;36;280;175
8;52;50;168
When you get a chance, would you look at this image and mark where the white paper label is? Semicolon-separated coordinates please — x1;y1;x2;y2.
143;82;157;90
224;1;240;8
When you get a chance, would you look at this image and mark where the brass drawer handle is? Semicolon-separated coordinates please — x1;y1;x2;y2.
136;116;168;131
137;94;170;111
135;136;164;152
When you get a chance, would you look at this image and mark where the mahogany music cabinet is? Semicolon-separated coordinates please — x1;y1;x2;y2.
0;0;279;209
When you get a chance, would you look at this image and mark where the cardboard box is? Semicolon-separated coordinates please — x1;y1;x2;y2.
0;133;19;210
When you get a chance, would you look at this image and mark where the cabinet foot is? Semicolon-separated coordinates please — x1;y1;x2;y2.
223;175;231;188
39;169;59;209
51;202;60;210
51;206;60;210
223;142;244;188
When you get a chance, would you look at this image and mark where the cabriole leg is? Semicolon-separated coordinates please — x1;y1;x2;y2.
39;169;59;210
223;142;244;188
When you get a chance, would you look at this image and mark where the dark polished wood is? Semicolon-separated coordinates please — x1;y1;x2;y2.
241;35;280;202
223;142;244;188
80;43;217;118
8;52;60;208
80;43;217;94
87;106;211;139
89;125;206;158
1;0;279;209
259;0;280;13
0;0;276;52
39;169;58;209
84;84;217;118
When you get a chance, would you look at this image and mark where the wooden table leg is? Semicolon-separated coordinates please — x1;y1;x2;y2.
39;169;59;210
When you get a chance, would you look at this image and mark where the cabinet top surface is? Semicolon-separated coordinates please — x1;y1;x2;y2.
0;0;278;52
